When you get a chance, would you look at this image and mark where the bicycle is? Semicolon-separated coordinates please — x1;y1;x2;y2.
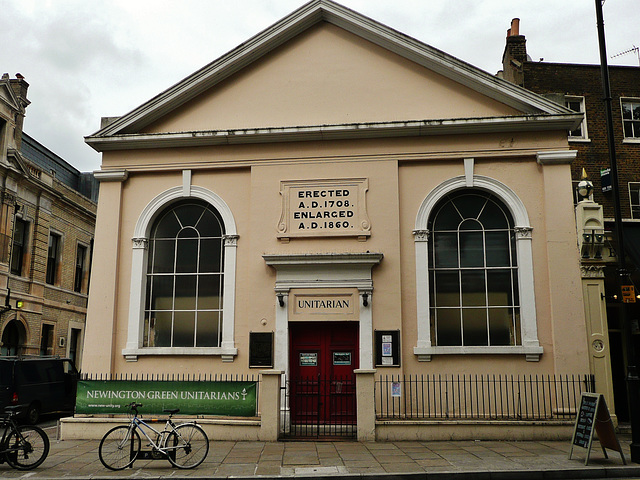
98;402;209;470
0;406;50;470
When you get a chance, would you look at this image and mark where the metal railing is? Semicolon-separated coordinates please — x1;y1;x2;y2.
282;375;357;439
376;374;595;421
80;372;257;381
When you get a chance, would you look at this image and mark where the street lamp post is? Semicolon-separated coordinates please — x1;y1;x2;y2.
595;0;640;463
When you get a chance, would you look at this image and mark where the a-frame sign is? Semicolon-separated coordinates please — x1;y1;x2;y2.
569;393;626;465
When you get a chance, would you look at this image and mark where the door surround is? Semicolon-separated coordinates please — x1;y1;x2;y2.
263;252;383;374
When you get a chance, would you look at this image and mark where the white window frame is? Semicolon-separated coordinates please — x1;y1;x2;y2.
122;183;238;361
413;175;543;361
565;96;589;142
621;98;640;142
629;182;640;219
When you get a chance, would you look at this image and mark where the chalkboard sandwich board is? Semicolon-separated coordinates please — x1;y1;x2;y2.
568;393;626;465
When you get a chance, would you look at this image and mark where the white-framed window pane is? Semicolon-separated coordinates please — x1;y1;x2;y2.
488;308;513;346
151;239;176;273
175;235;198;273
200;238;223;272
435;308;462;346
147;311;173;347
173;311;195;347
175;275;197;310
196;311;221;347
433;270;460;307
433;232;458;267
566;96;586;139
461;270;486;306
630;183;640;219
197;275;222;309
462;308;488;346
622;99;640;139
459;230;484;267
485;231;511;266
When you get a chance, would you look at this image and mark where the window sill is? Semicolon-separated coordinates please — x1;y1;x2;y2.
623;138;640;144
413;345;543;362
568;137;591;143
122;346;238;362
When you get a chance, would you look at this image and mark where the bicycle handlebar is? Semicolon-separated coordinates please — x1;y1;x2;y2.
126;402;143;413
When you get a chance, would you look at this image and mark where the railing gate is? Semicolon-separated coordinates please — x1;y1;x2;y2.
282;374;356;439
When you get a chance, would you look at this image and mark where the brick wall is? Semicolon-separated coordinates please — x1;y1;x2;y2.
522;63;640;219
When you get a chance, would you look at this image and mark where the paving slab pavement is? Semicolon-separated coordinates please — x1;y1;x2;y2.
1;428;639;479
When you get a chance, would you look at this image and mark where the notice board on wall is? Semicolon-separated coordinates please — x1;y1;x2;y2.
375;330;400;367
249;332;274;368
568;393;626;465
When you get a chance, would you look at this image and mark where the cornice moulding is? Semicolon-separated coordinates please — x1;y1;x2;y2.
94;169;129;182
86;114;581;152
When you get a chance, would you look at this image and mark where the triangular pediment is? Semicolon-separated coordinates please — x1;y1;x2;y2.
86;0;580;151
141;22;521;135
0;79;21;114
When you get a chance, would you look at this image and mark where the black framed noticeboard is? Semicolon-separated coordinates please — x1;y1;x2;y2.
375;330;400;367
568;393;626;465
249;332;274;368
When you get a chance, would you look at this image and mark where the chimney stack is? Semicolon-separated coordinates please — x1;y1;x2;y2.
2;73;30;150
501;19;527;86
510;18;520;37
9;73;30;110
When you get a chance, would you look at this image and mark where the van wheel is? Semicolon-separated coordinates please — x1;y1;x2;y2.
26;404;40;424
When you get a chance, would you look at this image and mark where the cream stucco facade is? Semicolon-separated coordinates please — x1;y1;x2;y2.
79;1;591;440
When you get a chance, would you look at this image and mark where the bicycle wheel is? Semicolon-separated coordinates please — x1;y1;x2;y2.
98;425;141;470
4;424;50;470
166;423;209;469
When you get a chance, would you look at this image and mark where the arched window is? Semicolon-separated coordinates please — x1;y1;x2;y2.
123;183;238;361
428;190;519;347
413;175;542;361
145;200;224;348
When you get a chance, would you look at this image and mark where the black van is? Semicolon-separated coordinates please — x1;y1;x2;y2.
0;357;78;424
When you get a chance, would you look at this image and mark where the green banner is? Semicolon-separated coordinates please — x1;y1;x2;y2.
76;380;257;416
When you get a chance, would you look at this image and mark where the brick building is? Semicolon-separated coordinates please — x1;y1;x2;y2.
501;19;640;423
0;73;97;376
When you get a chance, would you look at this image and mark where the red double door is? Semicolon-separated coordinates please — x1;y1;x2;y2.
289;321;358;425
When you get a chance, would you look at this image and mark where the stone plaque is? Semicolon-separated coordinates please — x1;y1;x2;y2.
278;178;370;239
290;291;357;322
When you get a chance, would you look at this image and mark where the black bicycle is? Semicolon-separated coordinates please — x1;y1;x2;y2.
0;406;50;470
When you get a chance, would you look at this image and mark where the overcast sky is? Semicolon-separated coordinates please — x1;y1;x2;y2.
1;0;638;172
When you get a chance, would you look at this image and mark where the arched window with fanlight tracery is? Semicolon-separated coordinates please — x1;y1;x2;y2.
144;199;225;348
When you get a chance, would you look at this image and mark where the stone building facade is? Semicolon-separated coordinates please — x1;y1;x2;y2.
78;1;591;440
0;73;97;370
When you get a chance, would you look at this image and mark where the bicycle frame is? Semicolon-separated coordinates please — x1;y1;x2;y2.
125;414;197;458
0;415;25;457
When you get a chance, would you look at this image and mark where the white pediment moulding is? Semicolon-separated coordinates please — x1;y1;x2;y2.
85;0;581;152
413;175;542;361
263;252;383;291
